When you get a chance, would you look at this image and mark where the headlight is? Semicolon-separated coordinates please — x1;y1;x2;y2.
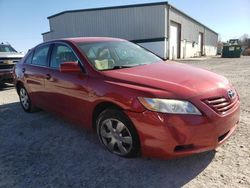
138;97;202;115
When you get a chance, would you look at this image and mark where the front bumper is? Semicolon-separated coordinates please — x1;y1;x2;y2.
126;100;240;159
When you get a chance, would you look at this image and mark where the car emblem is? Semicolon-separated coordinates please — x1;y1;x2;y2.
227;89;235;99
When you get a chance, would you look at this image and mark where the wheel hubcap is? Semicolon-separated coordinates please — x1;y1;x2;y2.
20;88;29;110
99;119;133;155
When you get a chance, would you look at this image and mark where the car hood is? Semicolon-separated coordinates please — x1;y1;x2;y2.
0;52;24;59
101;61;230;99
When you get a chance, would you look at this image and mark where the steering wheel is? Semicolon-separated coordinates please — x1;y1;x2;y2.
120;56;136;65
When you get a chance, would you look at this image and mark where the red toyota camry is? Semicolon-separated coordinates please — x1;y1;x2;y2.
13;37;240;158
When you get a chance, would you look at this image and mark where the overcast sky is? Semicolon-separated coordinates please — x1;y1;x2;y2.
0;0;249;52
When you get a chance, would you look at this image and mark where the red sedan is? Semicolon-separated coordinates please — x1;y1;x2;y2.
13;37;240;158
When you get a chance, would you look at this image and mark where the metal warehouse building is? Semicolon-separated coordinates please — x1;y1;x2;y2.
42;1;218;60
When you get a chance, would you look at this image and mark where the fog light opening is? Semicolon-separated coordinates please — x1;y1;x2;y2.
174;144;194;152
218;131;230;142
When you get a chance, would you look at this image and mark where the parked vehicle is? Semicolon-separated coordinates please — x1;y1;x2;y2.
222;39;242;58
13;37;240;158
0;43;24;84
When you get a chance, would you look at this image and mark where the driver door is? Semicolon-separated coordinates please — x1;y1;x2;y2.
44;43;89;124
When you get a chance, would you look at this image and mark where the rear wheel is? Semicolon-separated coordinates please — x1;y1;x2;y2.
96;109;140;158
18;86;37;112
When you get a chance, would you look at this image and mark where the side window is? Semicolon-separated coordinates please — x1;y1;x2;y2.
24;51;33;64
50;44;78;69
32;45;50;66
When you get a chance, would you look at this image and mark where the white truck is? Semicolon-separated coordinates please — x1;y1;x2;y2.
0;43;24;84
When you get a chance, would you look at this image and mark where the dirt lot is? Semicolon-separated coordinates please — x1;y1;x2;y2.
0;56;249;188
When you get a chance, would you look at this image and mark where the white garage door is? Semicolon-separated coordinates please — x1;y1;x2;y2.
169;22;178;60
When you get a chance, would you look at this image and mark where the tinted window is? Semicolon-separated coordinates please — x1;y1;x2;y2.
50;44;78;69
24;51;33;64
0;45;17;52
32;45;50;66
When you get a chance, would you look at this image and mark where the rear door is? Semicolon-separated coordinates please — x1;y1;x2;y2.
23;44;52;108
44;43;89;124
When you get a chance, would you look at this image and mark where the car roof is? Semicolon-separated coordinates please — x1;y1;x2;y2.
50;37;126;44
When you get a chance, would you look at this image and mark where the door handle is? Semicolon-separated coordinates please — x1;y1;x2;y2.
45;73;51;80
22;68;26;73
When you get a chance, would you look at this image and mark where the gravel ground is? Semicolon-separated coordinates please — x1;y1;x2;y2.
0;56;249;188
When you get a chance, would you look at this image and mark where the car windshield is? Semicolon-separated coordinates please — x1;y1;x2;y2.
77;41;161;71
0;45;17;52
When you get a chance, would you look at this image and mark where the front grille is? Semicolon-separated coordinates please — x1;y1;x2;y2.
203;96;238;114
0;57;22;61
0;58;21;65
0;64;14;69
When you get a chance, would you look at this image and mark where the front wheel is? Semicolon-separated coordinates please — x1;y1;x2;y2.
96;109;140;158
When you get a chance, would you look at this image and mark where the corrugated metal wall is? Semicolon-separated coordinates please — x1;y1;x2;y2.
43;3;218;58
44;5;166;41
204;28;218;46
169;7;218;45
169;8;203;43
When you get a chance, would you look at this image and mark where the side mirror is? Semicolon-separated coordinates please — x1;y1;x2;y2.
60;61;81;72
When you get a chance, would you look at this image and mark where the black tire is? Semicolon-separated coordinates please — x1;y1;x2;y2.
18;86;38;113
96;108;140;158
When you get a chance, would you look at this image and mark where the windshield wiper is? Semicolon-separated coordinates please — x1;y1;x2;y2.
105;64;148;70
113;64;149;69
110;65;135;70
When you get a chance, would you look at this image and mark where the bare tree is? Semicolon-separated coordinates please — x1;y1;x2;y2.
239;34;249;47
